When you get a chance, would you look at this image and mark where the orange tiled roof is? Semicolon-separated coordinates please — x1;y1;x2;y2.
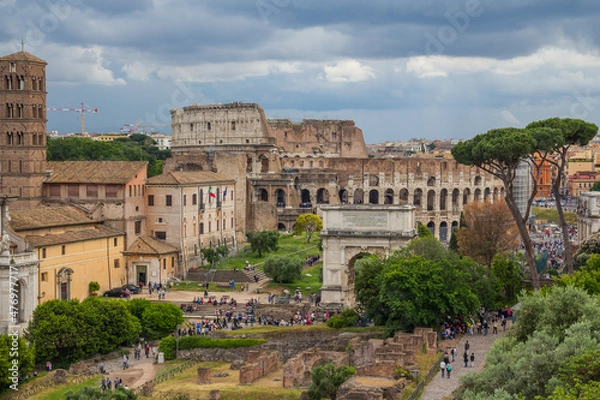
9;205;96;231
23;225;124;247
125;235;179;255
146;171;234;186
0;51;46;64
46;161;147;184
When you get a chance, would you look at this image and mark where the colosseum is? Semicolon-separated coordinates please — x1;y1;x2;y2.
165;102;504;243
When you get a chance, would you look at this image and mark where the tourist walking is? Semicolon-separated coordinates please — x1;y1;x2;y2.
451;347;456;362
470;353;475;367
463;352;468;367
446;363;452;378
440;361;446;378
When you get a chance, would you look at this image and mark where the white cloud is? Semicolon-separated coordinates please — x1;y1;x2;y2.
406;47;600;78
323;59;376;82
122;61;155;82
44;44;126;86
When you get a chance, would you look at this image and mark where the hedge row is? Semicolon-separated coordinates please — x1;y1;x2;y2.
158;336;267;360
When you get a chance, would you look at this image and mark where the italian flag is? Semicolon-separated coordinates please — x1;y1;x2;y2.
209;186;216;198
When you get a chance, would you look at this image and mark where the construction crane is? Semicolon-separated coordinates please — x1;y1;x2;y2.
47;103;99;136
121;122;170;134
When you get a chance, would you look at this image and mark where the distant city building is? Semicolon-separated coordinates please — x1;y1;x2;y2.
150;132;172;150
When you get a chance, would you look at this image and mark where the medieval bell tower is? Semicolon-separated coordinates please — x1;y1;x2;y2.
0;50;48;209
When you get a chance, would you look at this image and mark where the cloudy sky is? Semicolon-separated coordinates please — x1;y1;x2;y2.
1;0;599;142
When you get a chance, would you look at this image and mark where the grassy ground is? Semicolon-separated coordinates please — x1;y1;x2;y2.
146;361;303;400
26;375;100;400
532;207;576;225
267;263;323;296
216;234;320;270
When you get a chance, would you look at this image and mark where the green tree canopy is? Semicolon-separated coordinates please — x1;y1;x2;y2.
140;302;184;340
246;230;279;257
263;255;304;283
307;362;355;400
65;386;138;399
452;127;541;288
293;214;323;243
355;238;481;333
456;286;600;400
0;334;34;391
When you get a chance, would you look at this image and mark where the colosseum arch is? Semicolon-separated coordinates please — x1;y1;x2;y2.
451;189;460;212
258;188;268;202
427;221;435;236
474;188;482;202
384;189;394;204
275;189;286;207
320;205;417;306
399;188;409;205
427;190;436;211
427;176;436;186
414;189;423;209
493;187;499;200
301;189;312;204
259;154;269;173
439;221;448;242
463;188;471;205
339;189;349;204
484;187;491;202
369;189;379;204
317;188;330;204
440;189;448;211
474;175;482;185
353;189;364;204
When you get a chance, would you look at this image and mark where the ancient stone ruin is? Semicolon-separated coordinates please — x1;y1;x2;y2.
239;349;279;384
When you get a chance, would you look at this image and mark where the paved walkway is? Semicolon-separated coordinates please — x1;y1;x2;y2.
420;322;511;400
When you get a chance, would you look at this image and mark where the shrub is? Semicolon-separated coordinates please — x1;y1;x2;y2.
327;309;360;329
140;302;184;340
88;281;100;293
158;336;267;360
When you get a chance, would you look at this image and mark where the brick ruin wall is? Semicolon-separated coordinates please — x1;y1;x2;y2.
239;349;279;384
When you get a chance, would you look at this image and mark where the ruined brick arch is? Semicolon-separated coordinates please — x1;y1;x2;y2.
427;176;436;186
301;189;312;204
368;189;379;204
474;175;482;186
259;153;269;173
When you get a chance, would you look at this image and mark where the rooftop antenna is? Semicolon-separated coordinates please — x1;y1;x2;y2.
20;39;25;52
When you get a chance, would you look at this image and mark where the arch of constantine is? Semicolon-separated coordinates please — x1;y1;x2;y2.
320;205;417;306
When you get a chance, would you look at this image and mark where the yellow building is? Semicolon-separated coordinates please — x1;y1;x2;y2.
9;205;126;304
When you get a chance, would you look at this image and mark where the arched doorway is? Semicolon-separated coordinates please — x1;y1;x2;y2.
353;189;364;204
427;190;436;211
301;189;312;205
369;190;379;204
258;188;268;202
339;189;349;204
399;188;409;205
275;189;286;207
414;189;422;209
451;220;459;233
317;188;330;204
57;268;74;301
278;223;287;231
384;189;394;204
427;221;435;236
440;189;448;211
439;222;448;242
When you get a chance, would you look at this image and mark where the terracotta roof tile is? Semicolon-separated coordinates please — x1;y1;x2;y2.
125;235;179;255
46;161;147;184
146;171;234;186
24;225;124;247
0;51;47;64
9;205;96;231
